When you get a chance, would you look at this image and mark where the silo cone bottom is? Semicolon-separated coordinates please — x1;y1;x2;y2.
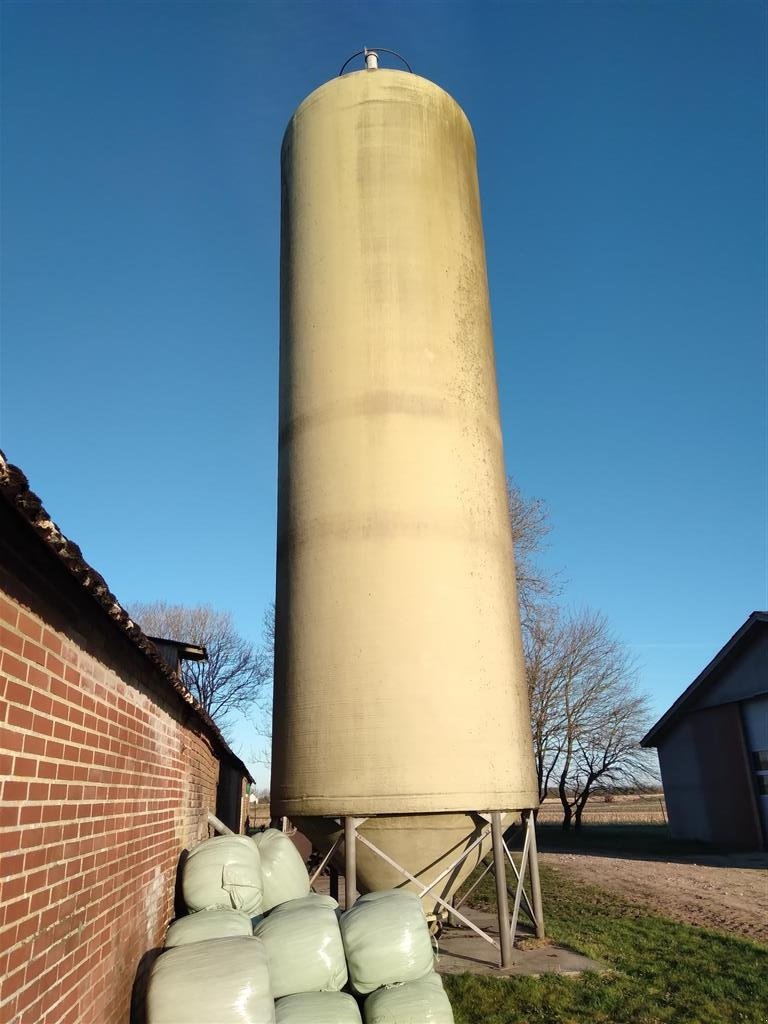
297;811;516;917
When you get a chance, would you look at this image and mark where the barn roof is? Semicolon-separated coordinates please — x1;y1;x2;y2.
641;611;768;747
0;448;253;783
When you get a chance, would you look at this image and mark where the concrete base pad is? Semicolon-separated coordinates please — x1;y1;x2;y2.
435;909;603;977
311;871;601;977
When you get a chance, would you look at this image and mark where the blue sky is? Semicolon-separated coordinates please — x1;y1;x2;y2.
1;1;765;778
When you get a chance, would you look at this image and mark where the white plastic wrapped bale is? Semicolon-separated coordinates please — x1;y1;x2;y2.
254;897;347;997
146;936;275;1024
364;974;454;1024
275;992;362;1023
340;890;435;995
253;828;311;911
164;908;253;947
182;834;263;915
272;892;339;913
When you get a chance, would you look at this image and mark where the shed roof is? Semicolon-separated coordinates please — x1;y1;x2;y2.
0;449;253;783
641;611;768;747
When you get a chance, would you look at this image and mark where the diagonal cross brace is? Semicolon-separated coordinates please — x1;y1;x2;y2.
353;830;500;950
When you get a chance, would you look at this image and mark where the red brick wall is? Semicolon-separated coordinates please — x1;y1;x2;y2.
0;590;223;1024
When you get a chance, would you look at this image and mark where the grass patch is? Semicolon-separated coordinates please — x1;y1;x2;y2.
444;863;768;1024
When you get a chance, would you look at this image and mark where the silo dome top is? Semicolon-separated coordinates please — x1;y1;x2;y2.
338;47;414;75
282;62;476;158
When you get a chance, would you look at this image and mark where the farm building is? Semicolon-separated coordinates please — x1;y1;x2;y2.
642;611;768;850
0;451;253;1024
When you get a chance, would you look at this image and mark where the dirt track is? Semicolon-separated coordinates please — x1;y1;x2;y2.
542;850;768;944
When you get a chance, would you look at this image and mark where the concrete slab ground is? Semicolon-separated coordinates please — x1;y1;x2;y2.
435;908;603;978
311;873;602;978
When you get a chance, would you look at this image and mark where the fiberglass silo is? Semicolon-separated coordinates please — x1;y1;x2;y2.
272;60;539;913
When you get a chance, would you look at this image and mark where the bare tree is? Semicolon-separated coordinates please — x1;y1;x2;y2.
257;602;275;748
548;610;655;829
129;602;269;733
508;480;570;804
507;480;559;627
525;606;570;804
568;686;656;828
507;487;657;825
262;602;275;667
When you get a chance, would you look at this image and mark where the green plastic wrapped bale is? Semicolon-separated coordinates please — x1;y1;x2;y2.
164;908;254;947
340;891;435;995
146;936;274;1023
254;829;311;912
254;897;347;997
182;835;263;915
275;992;362;1023
364;974;454;1024
273;893;339;913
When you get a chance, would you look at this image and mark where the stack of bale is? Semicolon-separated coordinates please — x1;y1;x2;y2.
147;834;273;1023
144;830;454;1024
341;890;453;1024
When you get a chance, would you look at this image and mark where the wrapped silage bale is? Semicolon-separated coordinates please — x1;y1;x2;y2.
275;992;362;1023
340;890;435;995
254;896;347;997
164;908;253;947
272;892;339;913
182;834;263;915
364;974;454;1024
253;828;311;911
146;936;274;1024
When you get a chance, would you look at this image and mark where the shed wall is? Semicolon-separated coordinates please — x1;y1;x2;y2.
0;590;224;1024
690;703;761;847
657;718;708;841
658;704;762;848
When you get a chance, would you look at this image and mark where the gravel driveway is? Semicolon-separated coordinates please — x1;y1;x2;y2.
541;850;768;944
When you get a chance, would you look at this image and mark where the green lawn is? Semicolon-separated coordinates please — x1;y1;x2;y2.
444;862;768;1024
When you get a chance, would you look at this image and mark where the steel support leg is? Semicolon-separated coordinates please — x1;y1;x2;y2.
509;814;531;943
344;816;357;910
491;811;514;968
525;811;545;938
